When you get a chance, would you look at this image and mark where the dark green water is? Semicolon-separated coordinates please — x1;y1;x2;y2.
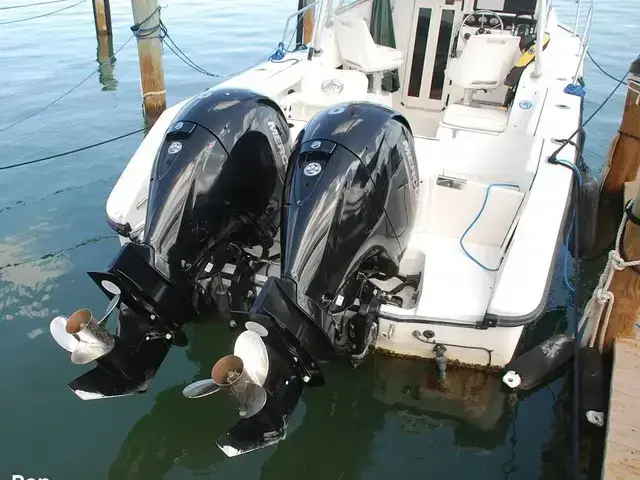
0;0;638;478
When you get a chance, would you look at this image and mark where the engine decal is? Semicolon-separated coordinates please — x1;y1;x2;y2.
304;162;322;176
402;139;419;207
267;121;288;166
168;141;182;155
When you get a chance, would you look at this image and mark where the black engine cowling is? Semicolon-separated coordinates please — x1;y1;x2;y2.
95;87;290;326
280;102;418;337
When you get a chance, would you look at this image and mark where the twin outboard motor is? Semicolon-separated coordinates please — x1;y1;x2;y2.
50;87;290;399
51;92;419;456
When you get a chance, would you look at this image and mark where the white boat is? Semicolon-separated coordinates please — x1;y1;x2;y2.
102;0;592;368
47;0;597;456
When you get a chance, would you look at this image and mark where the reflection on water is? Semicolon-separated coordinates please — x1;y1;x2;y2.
373;357;510;445
97;34;118;92
107;324;233;479
107;326;524;480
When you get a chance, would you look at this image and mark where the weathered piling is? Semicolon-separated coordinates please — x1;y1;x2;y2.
92;0;112;37
303;1;315;44
586;57;640;351
601;56;640;199
131;0;166;117
597;193;640;351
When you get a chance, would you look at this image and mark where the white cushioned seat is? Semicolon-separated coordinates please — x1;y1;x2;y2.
442;104;509;133
447;34;521;90
333;17;403;93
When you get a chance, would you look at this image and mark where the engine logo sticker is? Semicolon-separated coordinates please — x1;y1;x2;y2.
304;162;322;176
402;139;419;207
328;106;345;115
310;140;322;149
168;141;182;155
519;100;532;109
267;121;288;166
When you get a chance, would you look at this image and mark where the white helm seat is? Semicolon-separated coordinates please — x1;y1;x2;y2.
333;17;403;94
447;34;521;104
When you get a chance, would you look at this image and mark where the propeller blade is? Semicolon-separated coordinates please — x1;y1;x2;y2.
238;383;267;418
50;315;79;353
233;330;269;386
182;379;221;399
71;343;107;365
99;294;121;325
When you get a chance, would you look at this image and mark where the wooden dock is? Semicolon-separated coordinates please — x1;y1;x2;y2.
603;335;640;479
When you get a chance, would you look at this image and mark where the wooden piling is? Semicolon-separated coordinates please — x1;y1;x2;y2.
589;57;640;351
92;0;112;37
131;0;166;117
303;1;315;44
597;189;640;351
601;56;640;199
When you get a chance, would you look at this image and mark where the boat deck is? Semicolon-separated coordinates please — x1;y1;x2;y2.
603;335;640;479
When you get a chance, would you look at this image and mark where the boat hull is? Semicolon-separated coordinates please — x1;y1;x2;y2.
376;318;524;368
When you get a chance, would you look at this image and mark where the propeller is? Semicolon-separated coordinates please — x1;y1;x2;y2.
50;302;118;365
182;330;270;419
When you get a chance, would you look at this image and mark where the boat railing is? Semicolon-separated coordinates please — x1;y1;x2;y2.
334;0;369;13
571;0;594;82
281;0;322;46
535;0;594;81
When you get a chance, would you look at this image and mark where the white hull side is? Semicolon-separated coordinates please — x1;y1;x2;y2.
376;319;524;367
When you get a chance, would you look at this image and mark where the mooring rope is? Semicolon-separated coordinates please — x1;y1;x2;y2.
577;205;640;352
0;34;136;134
0;0;87;24
0;0;75;10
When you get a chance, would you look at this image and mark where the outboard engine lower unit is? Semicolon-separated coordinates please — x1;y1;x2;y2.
50;87;290;399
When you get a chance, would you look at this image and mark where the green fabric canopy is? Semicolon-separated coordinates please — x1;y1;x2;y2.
369;0;400;93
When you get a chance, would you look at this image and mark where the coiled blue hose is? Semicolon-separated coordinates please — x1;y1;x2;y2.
460;182;519;271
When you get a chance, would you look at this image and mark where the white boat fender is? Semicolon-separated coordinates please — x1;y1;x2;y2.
502;370;521;389
579;346;606;428
501;334;575;390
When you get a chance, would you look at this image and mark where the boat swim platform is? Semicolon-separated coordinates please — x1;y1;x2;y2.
603;334;640;479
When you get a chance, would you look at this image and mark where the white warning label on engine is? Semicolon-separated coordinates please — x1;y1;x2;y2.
402;139;419;208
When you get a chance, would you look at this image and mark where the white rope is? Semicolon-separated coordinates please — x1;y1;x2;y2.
628;78;640;106
142;89;166;99
578;205;640;351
